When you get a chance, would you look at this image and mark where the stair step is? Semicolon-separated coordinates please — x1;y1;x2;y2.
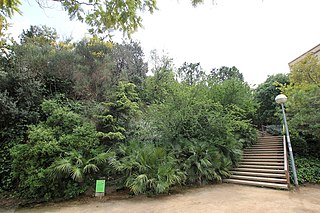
240;161;284;166
246;148;283;151
243;155;283;159
248;145;282;147
224;179;288;189
258;141;282;144
231;171;286;178
239;164;284;169
242;158;284;162
244;152;283;155
225;136;289;190
255;144;282;147
259;136;282;138
258;140;282;143
244;153;283;156
234;168;285;173
245;150;283;153
251;148;283;150
229;175;288;183
257;139;282;141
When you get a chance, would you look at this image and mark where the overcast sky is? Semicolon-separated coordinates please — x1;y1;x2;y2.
8;0;320;86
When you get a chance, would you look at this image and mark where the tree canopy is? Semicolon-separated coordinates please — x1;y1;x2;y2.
210;66;244;83
0;0;209;39
254;73;289;126
290;53;320;85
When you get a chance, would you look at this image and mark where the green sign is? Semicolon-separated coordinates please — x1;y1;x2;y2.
95;180;106;193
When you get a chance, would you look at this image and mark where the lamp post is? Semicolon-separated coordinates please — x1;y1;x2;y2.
275;94;298;187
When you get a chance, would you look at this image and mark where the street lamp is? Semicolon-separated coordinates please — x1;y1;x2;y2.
275;94;298;187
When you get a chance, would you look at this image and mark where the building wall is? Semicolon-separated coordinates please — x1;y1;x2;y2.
288;44;320;68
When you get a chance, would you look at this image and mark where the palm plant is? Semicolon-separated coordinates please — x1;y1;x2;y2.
175;139;233;184
50;150;114;182
111;141;186;195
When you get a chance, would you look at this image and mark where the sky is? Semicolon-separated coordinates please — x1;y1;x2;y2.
8;0;320;86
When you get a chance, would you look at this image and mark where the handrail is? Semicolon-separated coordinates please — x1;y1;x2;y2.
283;125;290;188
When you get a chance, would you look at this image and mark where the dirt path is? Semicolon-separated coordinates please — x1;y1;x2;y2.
5;184;320;213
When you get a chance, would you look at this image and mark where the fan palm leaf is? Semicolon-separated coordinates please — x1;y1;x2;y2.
83;163;99;174
71;167;83;182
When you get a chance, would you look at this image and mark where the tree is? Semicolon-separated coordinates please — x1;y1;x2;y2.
0;0;21;17
20;25;58;45
255;73;289;126
96;82;141;145
210;66;244;82
290;53;320;85
73;36;114;101
141;50;177;104
1;0;207;39
177;62;205;86
282;84;320;157
0;0;21;42
208;78;257;118
111;41;148;86
1;0;157;38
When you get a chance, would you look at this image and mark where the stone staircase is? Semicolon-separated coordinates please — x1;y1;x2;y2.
224;135;290;189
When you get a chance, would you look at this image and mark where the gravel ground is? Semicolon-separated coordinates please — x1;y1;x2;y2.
4;183;320;213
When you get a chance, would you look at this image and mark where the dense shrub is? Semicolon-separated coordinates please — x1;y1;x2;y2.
10;99;111;200
283;84;320;158
111;141;185;195
265;125;282;136
294;157;320;184
138;82;256;186
174;139;233;184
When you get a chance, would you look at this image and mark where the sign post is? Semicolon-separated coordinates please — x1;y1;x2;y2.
95;180;106;197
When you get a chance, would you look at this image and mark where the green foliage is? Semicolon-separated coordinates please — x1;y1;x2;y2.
20;25;58;45
111;141;185;195
0;0;21;17
0;46;45;191
177;62;205;85
282;84;320;157
208;79;257;119
142;81;255;184
1;0;208;39
290;54;320;85
281;54;320;158
0;27;260;200
140;51;177;104
109;68;257;194
50;150;114;183
255;73;289;126
141;69;177;104
294;157;320;184
210;66;244;82
10;99;107;200
265;125;282;136
96;82;141;144
0;0;21;42
176;139;233;184
0;28;148;194
111;41;148;86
